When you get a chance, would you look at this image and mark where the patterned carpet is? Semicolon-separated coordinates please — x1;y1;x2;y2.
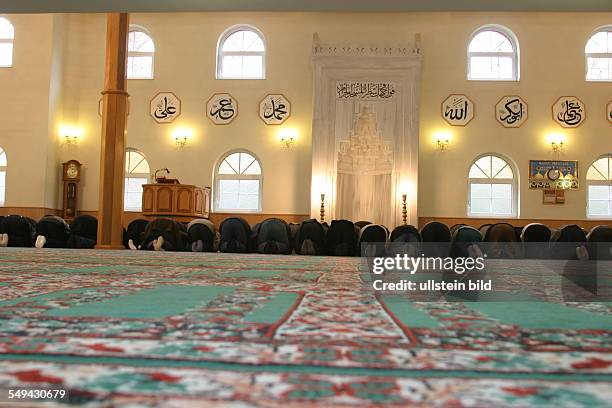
0;248;610;407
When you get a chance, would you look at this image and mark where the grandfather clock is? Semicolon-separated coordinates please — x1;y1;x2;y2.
62;160;82;220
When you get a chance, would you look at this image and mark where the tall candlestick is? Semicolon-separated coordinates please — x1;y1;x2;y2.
401;194;407;225
320;193;326;223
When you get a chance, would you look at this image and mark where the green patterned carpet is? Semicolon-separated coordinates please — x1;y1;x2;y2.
0;248;610;407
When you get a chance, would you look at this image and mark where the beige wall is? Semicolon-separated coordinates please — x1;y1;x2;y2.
0;12;611;223
0;14;60;208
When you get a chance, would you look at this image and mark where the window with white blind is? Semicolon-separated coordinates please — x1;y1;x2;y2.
124;149;150;211
127;26;155;79
467;25;519;81
214;150;262;212
585;26;612;81
217;25;266;79
587;155;612;218
0;17;14;67
468;154;518;217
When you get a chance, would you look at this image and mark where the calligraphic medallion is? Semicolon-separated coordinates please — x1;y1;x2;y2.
150;92;181;124
207;93;238;125
552;96;585;128
259;94;291;125
495;95;527;128
441;94;474;126
607;100;612;125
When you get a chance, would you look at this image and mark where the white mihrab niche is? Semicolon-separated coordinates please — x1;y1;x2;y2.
310;34;422;228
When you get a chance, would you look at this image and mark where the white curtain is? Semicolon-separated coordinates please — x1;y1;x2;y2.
310;39;422;229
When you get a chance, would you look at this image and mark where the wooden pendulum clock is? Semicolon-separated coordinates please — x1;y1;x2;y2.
62;160;82;221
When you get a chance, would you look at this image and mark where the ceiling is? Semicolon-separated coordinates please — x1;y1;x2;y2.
1;0;611;13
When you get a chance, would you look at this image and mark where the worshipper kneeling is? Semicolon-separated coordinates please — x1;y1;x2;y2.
35;215;70;248
123;219;149;250
325;219;357;256
386;225;419;257
140;218;188;251
294;219;326;255
357;223;389;257
586;225;612;260
67;215;98;249
420;221;451;258
219;217;252;253
0;215;36;247
187;219;218;252
252;218;292;254
550;224;588;261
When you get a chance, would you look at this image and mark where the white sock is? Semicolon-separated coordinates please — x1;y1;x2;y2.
128;239;137;250
576;246;589;261
35;235;46;249
153;236;164;251
0;233;7;247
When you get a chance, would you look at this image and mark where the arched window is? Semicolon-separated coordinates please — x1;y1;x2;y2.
468;154;518;217
215;150;262;212
0;147;6;206
586;155;612;218
127;26;155;79
585;26;612;81
0;17;14;67
467;25;519;81
217;25;266;79
124;149;150;211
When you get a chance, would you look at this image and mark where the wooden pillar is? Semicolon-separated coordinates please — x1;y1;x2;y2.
97;13;129;249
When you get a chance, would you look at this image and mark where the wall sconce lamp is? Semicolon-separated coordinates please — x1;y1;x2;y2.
547;133;566;153
172;128;192;149
60;125;83;145
278;128;298;149
433;131;451;152
320;193;326;223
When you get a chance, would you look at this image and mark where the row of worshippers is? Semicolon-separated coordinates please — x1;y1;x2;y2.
0;214;97;249
1;214;611;260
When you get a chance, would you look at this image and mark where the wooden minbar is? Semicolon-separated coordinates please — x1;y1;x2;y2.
142;180;211;219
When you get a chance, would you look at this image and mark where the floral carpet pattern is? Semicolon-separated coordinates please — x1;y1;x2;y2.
0;248;610;407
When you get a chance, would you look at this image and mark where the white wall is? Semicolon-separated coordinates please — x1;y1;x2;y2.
0;12;611;221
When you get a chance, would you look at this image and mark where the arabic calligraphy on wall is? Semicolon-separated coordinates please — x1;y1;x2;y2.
150;92;181;124
259;94;291;125
336;82;396;100
552;96;585;128
495;95;527;128
441;94;474;126
607;100;612;125
206;93;238;125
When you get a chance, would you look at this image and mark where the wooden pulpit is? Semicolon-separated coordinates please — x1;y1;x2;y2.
142;183;211;219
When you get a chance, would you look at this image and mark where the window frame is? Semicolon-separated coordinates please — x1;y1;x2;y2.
213;149;263;213
467;153;519;218
124;148;150;212
0;147;6;206
467;24;520;82
127;25;155;80
586;154;612;219
585;25;612;82
0;17;15;68
216;24;266;80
